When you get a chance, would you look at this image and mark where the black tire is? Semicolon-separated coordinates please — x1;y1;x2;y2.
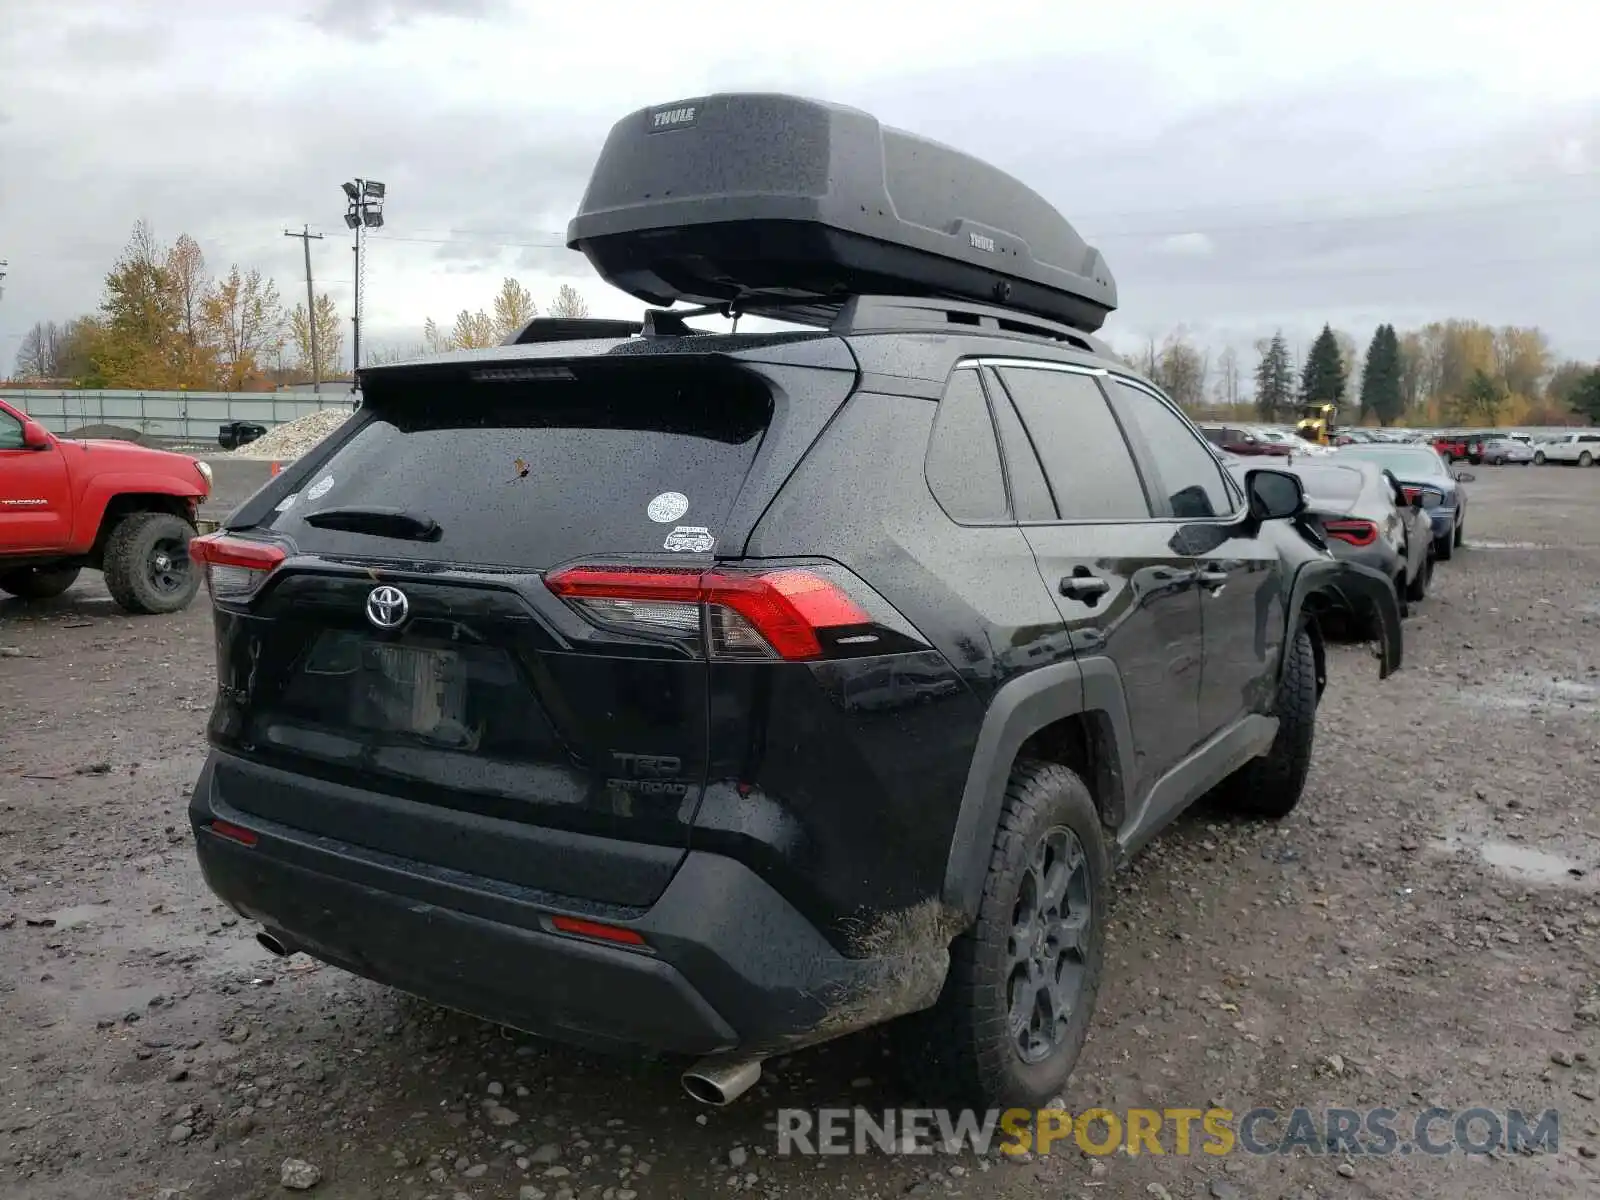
893;760;1108;1109
1406;552;1432;603
1215;627;1316;819
1534;451;1546;465
101;512;200;615
0;565;81;601
1434;529;1454;562
1581;451;1594;468
1453;517;1464;548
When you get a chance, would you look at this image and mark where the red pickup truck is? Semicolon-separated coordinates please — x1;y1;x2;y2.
0;397;212;613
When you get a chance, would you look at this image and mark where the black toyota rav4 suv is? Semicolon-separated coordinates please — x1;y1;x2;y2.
189;92;1401;1111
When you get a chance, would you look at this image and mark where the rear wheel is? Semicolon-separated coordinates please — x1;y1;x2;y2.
1581;451;1594;468
102;512;200;615
1534;451;1546;465
0;565;81;601
894;760;1107;1108
1215;627;1317;819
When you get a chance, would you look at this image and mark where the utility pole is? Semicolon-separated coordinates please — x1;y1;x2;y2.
283;227;325;393
0;260;8;304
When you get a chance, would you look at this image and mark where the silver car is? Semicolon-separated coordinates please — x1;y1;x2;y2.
1282;458;1434;612
1480;437;1534;465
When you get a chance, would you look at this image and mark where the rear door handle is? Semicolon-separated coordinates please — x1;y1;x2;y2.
1059;574;1111;601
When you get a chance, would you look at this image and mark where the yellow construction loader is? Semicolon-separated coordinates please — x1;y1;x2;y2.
1296;401;1338;445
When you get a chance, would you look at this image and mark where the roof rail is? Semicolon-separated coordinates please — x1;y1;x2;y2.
503;317;643;345
827;295;1108;354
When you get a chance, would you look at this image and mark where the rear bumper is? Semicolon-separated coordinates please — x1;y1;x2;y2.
190;752;947;1058
1427;509;1456;539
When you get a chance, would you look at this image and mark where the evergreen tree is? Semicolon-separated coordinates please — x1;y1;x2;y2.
1253;331;1294;421
1299;323;1347;411
1359;324;1404;426
1568;368;1600;423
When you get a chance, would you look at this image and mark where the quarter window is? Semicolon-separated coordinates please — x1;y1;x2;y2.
925;368;1008;522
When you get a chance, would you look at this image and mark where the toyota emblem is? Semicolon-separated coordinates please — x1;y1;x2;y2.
366;585;409;630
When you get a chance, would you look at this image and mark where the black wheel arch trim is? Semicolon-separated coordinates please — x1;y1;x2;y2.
941;657;1135;920
1286;559;1402;681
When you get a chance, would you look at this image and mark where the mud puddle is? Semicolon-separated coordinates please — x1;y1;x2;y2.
1433;832;1595;888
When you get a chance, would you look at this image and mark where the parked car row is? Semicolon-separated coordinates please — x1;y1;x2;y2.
1213;440;1474;629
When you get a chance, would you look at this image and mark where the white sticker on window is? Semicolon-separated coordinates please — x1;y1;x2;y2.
306;475;334;501
274;492;298;512
647;491;689;524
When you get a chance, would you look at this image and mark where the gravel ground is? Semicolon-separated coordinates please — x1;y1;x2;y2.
226;410;353;461
2;466;1597;1200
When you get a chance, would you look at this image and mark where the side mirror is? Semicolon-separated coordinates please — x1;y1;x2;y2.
20;420;52;449
1454;471;1475;483
1246;468;1306;521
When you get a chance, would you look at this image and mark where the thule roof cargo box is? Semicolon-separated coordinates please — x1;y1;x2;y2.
566;93;1118;334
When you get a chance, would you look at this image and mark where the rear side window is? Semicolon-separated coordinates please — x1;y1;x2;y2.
994;367;1150;521
266;364;774;569
1106;380;1233;519
925;368;1007;523
0;408;22;450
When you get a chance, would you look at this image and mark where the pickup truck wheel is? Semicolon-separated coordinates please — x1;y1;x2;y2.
1534;451;1546;464
1581;451;1594;468
102;512;200;615
1216;627;1316;819
893;760;1107;1108
0;565;81;601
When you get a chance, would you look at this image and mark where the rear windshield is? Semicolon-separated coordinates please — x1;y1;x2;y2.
1293;465;1364;503
1335;447;1447;478
266;365;773;568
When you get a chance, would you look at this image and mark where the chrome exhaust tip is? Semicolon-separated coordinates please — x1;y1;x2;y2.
256;930;294;957
682;1057;763;1106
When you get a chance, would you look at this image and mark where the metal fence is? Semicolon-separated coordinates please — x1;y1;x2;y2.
5;389;357;441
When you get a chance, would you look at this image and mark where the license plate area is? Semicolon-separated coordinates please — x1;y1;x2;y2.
296;631;477;747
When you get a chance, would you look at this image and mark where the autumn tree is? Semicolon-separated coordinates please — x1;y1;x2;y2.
165;233;215;386
548;284;590;319
1493;326;1551;402
1299;324;1347;410
1547;361;1593;409
492;277;537;339
94;220;186;388
202;266;286;390
1253;331;1295;421
1149;328;1206;407
449;309;500;349
288;292;345;380
1359;324;1404;427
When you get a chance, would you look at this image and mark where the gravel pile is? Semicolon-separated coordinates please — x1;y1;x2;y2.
229;408;353;461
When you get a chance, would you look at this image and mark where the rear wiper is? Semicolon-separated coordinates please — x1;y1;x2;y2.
303;506;442;542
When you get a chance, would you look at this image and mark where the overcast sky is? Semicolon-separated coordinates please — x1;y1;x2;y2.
3;0;1597;374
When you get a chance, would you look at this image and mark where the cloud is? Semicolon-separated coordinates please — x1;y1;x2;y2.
301;0;508;37
1155;233;1215;257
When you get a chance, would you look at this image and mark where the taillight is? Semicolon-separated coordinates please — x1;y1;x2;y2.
189;532;287;601
544;563;919;661
1323;519;1379;547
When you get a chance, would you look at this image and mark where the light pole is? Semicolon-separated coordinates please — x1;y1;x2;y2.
342;180;385;391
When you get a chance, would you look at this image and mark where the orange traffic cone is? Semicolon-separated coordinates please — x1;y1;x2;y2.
270;461;281;475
